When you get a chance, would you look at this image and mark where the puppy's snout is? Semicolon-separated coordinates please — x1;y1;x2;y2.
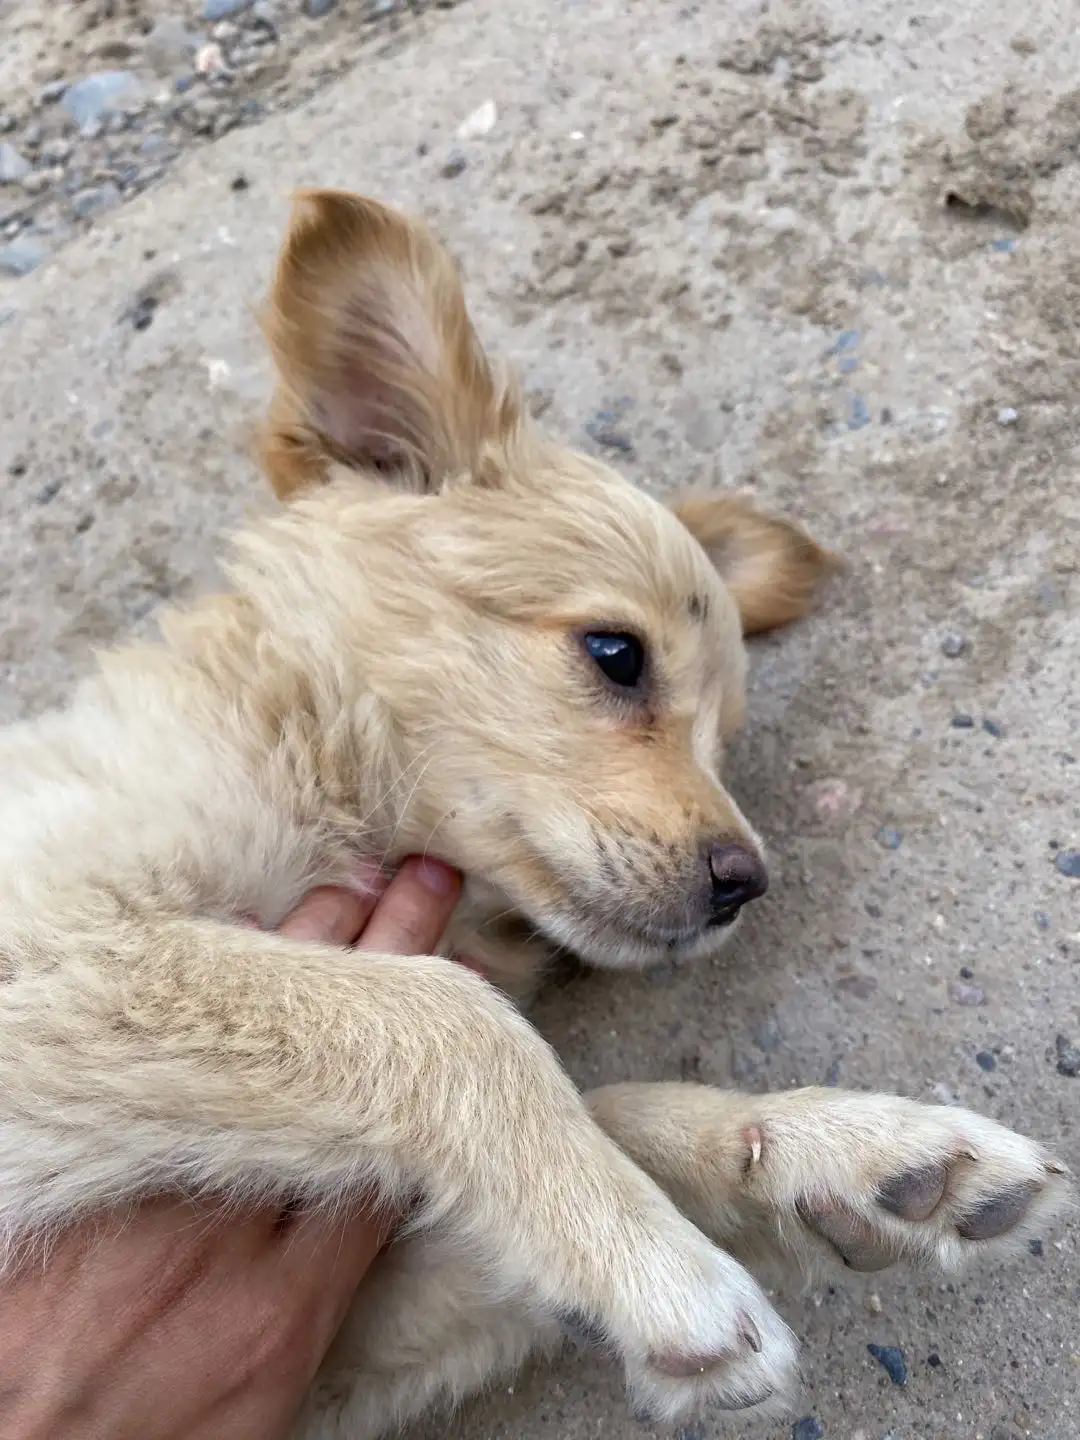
708;842;768;924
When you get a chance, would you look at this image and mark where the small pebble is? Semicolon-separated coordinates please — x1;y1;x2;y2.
194;43;227;77
144;19;197;75
72;183;121;220
826;328;859;356
808;776;861;822
975;1049;997;1072
304;0;337;16
440;151;467;178
848;392;871;430
585;417;634;454
1055;1034;1080;1078
457;98;498;139
927;1350;942;1368
752;1011;784;1054
34;478;62;504
867;1343;908;1386
793;1420;825;1440
959;965;974;978
951;713;975;729
62;71;143;131
1053;850;1080;878
1034;911;1050;930
0;237;47;277
20;170;51;195
126;295;159;331
835;972;878;999
877;826;903;850
949;979;985;1007
1035;579;1060;612
40;138;71;164
230;173;249;191
366;0;397;14
674;1425;705;1440
940;631;967;658
39;80;66;104
997;406;1019;426
982;717;1004;738
0;142;30;185
203;0;249;18
1028;1238;1044;1257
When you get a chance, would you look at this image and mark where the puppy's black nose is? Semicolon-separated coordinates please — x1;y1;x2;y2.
708;843;768;922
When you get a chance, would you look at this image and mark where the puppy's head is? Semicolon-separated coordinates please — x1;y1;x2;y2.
257;190;835;968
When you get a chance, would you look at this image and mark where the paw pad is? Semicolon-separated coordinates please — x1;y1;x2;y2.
796;1199;896;1272
876;1161;948;1222
955;1181;1040;1241
798;1146;1061;1272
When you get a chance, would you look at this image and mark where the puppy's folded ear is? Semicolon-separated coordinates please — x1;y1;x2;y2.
259;189;521;500
672;494;839;635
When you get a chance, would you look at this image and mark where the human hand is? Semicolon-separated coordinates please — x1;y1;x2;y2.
0;856;463;1440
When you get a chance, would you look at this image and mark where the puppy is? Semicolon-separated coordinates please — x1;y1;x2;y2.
0;191;1067;1439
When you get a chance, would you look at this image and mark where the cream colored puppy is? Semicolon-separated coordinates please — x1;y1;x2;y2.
0;192;1067;1439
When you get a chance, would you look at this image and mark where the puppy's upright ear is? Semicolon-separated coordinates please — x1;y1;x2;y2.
673;494;838;635
259;189;520;500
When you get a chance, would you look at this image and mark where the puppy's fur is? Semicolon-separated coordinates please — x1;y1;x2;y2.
0;192;1067;1437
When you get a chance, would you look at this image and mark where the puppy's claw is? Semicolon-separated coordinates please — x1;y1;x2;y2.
738;1312;763;1354
713;1385;776;1412
741;1124;763;1173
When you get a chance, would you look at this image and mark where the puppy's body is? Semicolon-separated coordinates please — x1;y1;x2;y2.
0;193;1067;1438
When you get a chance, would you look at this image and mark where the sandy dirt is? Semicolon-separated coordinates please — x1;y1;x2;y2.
1;1;1078;1438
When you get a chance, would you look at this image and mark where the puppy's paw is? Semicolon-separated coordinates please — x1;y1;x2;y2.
736;1091;1071;1275
607;1230;799;1421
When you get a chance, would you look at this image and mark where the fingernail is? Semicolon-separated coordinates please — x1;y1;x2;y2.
413;857;461;896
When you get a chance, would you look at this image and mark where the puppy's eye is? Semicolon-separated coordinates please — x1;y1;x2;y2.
583;631;646;690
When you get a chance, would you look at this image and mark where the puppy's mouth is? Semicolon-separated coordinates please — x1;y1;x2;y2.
514;867;738;966
707;904;743;930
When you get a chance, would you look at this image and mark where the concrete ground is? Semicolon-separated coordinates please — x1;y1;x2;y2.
1;1;1078;1437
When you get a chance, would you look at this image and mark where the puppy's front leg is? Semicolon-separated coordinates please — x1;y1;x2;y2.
0;917;795;1420
587;1084;1070;1279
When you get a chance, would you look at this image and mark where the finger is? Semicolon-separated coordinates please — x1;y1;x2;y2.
356;856;462;956
278;863;389;947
